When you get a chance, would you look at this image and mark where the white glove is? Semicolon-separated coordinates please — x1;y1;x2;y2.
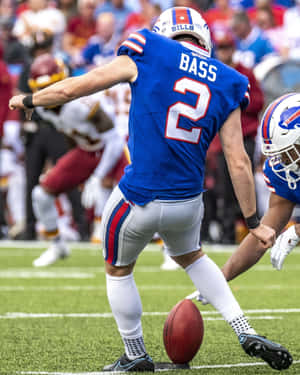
81;176;100;209
185;290;209;305
270;225;300;270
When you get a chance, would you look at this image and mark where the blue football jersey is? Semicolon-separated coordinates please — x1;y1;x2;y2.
263;159;300;204
117;29;250;205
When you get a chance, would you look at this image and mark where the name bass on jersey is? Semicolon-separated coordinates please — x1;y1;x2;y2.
179;53;217;82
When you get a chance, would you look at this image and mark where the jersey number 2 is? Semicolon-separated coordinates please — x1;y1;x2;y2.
165;77;211;144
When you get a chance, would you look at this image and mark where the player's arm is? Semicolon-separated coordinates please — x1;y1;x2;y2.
9;55;137;113
222;193;295;281
219;107;275;248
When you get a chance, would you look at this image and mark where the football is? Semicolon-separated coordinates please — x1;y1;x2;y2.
163;299;204;364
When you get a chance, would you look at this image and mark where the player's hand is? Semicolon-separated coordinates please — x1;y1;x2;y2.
185;290;209;305
81;175;100;209
270;225;299;270
9;95;34;120
250;223;276;249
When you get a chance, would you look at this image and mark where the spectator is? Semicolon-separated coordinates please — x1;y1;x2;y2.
0;17;29;66
256;6;287;56
231;10;276;68
204;0;234;34
94;0;132;36
124;0;160;32
81;12;119;69
0;40;14;238
62;0;97;64
282;0;300;60
0;0;15;24
12;0;66;51
211;30;265;243
0;42;12;139
248;0;286;27
56;0;77;22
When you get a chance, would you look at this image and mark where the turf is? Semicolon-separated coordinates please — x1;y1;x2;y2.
0;242;299;375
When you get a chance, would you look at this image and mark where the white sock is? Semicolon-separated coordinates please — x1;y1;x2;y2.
32;185;58;231
185;255;255;335
106;273;146;359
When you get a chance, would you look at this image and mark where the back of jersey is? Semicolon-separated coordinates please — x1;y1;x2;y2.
118;29;249;205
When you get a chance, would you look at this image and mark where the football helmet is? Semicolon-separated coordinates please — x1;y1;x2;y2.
28;53;68;92
261;93;300;189
152;7;212;56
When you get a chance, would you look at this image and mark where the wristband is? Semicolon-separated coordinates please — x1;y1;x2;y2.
22;95;34;109
245;212;260;229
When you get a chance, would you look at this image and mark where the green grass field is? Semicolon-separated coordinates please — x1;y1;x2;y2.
0;241;299;375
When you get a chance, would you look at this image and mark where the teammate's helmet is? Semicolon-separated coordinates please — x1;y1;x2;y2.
28;53;68;92
152;7;212;56
261;93;300;189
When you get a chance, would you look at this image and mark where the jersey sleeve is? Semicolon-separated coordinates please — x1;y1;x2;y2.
117;29;147;63
233;72;250;111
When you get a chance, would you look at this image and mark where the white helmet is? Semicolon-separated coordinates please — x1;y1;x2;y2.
152;7;212;56
261;93;300;189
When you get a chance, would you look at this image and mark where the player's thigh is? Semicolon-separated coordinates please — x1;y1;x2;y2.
159;194;204;256
101;186;158;266
41;147;100;194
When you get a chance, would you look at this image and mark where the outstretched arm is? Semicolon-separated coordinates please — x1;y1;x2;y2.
219;107;275;248
222;193;294;281
9;55;137;112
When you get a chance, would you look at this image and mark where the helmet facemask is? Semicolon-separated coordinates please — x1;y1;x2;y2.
268;142;300;190
261;93;300;190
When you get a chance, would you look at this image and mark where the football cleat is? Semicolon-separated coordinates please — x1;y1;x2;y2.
33;241;70;267
103;353;154;372
239;333;293;370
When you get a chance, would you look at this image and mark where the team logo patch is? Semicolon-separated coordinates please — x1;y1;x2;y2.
278;106;300;130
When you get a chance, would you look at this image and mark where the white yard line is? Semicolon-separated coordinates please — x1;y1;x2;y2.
2;264;300;278
2;308;300;319
0;284;299;292
17;360;300;374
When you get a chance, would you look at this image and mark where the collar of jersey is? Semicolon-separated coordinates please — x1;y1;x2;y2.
180;41;210;58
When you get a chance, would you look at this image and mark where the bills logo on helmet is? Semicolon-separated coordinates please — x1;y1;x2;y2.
278;107;300;130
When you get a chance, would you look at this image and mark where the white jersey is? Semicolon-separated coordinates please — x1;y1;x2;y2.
35;93;115;152
103;83;131;138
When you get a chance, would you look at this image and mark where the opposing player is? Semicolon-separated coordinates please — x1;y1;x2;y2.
9;7;292;371
27;54;127;266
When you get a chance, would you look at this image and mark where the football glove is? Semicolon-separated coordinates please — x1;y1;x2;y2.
270;225;300;270
185;290;209;305
81;175;100;209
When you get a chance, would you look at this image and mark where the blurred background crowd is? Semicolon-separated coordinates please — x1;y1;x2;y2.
1;0;300;245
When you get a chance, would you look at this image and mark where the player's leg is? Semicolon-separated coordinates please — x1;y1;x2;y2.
32;148;100;266
159;194;292;370
101;186;157;371
91;184;112;243
91;151;128;243
32;184;70;267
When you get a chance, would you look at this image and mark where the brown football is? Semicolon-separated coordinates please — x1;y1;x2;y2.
163;299;204;364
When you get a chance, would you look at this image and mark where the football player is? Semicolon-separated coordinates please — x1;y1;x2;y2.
9;7;292;371
222;93;300;279
27;54;128;267
187;94;300;294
